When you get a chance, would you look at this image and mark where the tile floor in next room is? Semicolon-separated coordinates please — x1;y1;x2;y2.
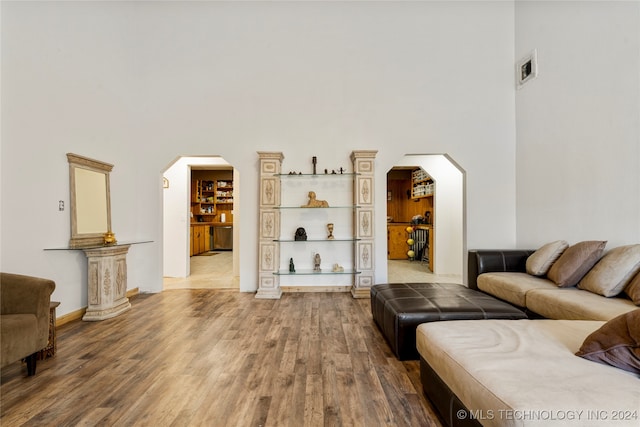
163;251;462;290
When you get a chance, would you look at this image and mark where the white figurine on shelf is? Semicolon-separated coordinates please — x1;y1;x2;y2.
327;223;335;240
313;253;321;272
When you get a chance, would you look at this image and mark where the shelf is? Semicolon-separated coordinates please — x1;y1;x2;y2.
44;240;153;251
277;173;359;177
274;238;361;242
274;269;361;276
277;205;359;209
411;168;434;199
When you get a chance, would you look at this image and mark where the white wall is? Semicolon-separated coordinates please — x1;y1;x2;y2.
392;155;464;277
162;156;231;278
515;1;640;250
1;1;518;316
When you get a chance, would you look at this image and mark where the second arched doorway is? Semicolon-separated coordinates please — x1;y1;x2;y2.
386;154;465;283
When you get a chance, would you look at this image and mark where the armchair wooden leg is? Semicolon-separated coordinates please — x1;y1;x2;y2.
26;353;37;376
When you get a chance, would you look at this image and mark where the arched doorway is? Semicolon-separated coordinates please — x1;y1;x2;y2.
387;154;465;283
161;155;240;289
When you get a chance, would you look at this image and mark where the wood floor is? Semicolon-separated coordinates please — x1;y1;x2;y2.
1;290;443;427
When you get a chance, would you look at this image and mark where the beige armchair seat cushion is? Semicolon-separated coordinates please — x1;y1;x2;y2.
1;314;39;366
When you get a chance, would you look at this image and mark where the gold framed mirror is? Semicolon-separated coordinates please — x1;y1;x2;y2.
67;153;113;248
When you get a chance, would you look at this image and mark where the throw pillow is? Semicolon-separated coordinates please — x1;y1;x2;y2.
526;240;569;276
547;240;607;287
576;309;640;374
578;245;640;297
625;271;640;306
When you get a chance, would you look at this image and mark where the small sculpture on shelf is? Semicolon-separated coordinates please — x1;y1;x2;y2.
301;191;329;208
332;263;344;272
327;223;335;240
289;258;296;273
313;253;321;272
294;227;307;241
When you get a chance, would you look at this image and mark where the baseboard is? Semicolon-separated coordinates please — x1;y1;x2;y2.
350;287;371;299
281;286;352;293
56;287;139;327
57;308;86;326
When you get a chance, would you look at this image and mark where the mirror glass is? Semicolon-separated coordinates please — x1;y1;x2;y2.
67;153;113;248
75;167;108;233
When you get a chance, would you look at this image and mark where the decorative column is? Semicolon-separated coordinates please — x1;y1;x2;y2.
351;150;377;298
82;244;131;321
256;152;284;299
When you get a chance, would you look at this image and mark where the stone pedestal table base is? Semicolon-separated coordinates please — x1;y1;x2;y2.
82;244;131;321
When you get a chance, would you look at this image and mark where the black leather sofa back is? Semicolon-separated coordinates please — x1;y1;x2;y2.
467;249;535;290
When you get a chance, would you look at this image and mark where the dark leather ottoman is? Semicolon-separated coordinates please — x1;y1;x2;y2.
371;283;527;360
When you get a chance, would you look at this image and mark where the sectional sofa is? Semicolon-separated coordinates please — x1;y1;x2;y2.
417;241;640;427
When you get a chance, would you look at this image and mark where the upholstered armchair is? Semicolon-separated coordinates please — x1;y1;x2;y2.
1;272;55;376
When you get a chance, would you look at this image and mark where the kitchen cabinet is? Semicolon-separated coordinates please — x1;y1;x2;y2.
387;223;433;271
190;224;210;256
388;224;411;259
191;179;233;224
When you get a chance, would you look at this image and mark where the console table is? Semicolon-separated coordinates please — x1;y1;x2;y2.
44;240;151;321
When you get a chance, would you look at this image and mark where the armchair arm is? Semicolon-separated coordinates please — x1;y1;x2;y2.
1;272;55;342
467;250;534;290
1;273;55;315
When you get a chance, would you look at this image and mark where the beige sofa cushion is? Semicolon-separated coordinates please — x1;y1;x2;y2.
547;240;606;287
477;272;556;307
526;287;637;321
526;240;569;276
578;245;640;297
416;319;640;427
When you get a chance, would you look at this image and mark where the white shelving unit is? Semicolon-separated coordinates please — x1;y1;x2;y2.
276;173;357;290
256;151;377;299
